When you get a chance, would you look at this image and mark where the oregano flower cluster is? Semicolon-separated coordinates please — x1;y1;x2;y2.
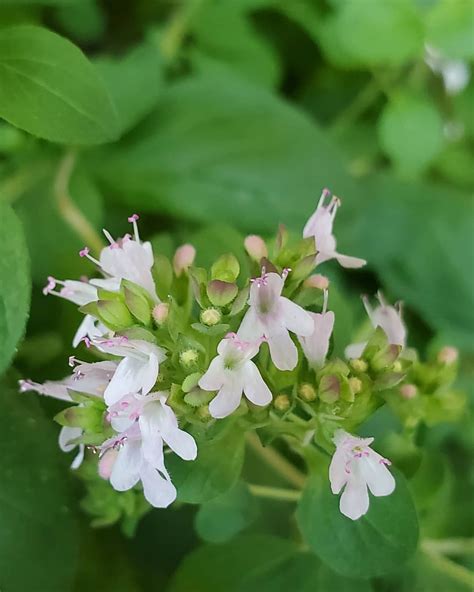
20;190;462;524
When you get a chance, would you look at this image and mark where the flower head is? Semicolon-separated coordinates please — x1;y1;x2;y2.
329;430;395;520
298;290;335;369
303;189;366;269
199;333;272;418
237;270;313;371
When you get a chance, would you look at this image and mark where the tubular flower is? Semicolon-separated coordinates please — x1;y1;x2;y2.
329;430;395;520
345;292;406;359
199;333;272;418
298;290;335;369
237;270;313;371
303;189;366;269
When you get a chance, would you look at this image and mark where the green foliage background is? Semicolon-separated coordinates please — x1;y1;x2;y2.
0;0;472;590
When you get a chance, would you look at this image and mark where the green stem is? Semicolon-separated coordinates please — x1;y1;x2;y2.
0;163;46;204
246;432;306;489
330;78;381;136
53;151;104;254
160;0;205;61
248;484;301;502
421;544;474;588
422;538;474;557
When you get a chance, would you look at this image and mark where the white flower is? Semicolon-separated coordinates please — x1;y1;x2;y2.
298;290;335;369
425;45;470;95
102;392;197;508
329;430;395;520
345;292;406;359
72;314;108;348
19;359;117;469
237;271;313;371
80;214;158;301
199;333;272;418
94;337;166;406
303;189;366;269
42;276;98;305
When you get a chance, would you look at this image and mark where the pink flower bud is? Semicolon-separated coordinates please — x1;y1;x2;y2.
244;235;268;261
173;244;196;276
152;303;169;324
437;346;458;365
304;274;330;290
98;448;118;479
400;384;417;399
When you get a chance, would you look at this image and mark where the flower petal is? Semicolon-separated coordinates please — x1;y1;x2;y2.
299;311;335;368
360;454;396;497
70;444;85;470
279;297;313;337
110;440;142;491
243;361;272;407
339;477;370;520
199;356;225;391
58;425;82;452
139;462;177;508
209;378;243;419
329;447;348;494
267;330;298;371
237;307;265;342
345;342;367;359
333;252;367;269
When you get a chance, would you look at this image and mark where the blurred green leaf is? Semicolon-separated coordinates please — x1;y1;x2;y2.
96;71;359;232
427;0;474;60
95;41;163;136
167;424;245;503
296;470;419;578
191;4;280;88
54;0;106;44
194;481;259;543
378;93;444;176
0;381;78;590
0;25;118;144
0;202;30;375
322;0;423;67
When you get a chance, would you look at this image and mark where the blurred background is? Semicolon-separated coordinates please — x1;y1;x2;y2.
0;0;473;590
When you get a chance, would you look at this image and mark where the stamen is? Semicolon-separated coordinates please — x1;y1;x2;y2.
361;294;374;321
322;289;329;314
251;266;268;287
82;337;92;348
43;276;56;295
68;355;77;367
128;214;140;242
317;188;332;209
281;267;292;281
18;379;34;392
102;229;118;248
79;246;101;266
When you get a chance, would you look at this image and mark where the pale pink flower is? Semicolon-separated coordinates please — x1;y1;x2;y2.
237;271;313;371
199;333;272;418
102;392;197;508
298;290;335;368
329;430;395;520
303;189;366;269
94;337;166;406
345;292;406;359
244;235;268;261
173;244;196;276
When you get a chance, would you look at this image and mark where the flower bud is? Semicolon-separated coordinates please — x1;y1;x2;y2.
180;348;199;368
152;302;169;324
299;383;317;402
173;244;196;276
348;377;363;395
319;374;340;403
200;307;222;326
244;235;268;261
98;448;118;479
97;299;134;331
437;346;459;365
392;361;402;373
400;384;417;399
304;274;330;290
350;358;368;373
274;394;290;412
207;279;238;306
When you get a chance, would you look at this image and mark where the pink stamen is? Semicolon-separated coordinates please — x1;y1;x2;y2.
281;267;292;280
251;266;268;287
68;356;77;367
128;214;140;242
43;276;56;295
79;247;89;258
379;458;391;466
82;337;92;348
18;379;34;392
128;214;139;222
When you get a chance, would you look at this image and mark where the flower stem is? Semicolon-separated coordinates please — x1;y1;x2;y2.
160;0;204;60
421;542;474;588
53;151;104;254
248;484;301;502
422;538;474;557
246;432;306;489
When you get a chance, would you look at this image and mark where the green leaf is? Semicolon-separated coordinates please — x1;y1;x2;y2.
427;0;474;60
167;535;373;592
0;202;30;375
325;0;423;67
96;71;360;233
0;381;78;590
195;481;259;543
296;470;419;578
95;41;163;135
54;0;106;45
0;25;118;144
378;94;444;176
167;424;245;503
